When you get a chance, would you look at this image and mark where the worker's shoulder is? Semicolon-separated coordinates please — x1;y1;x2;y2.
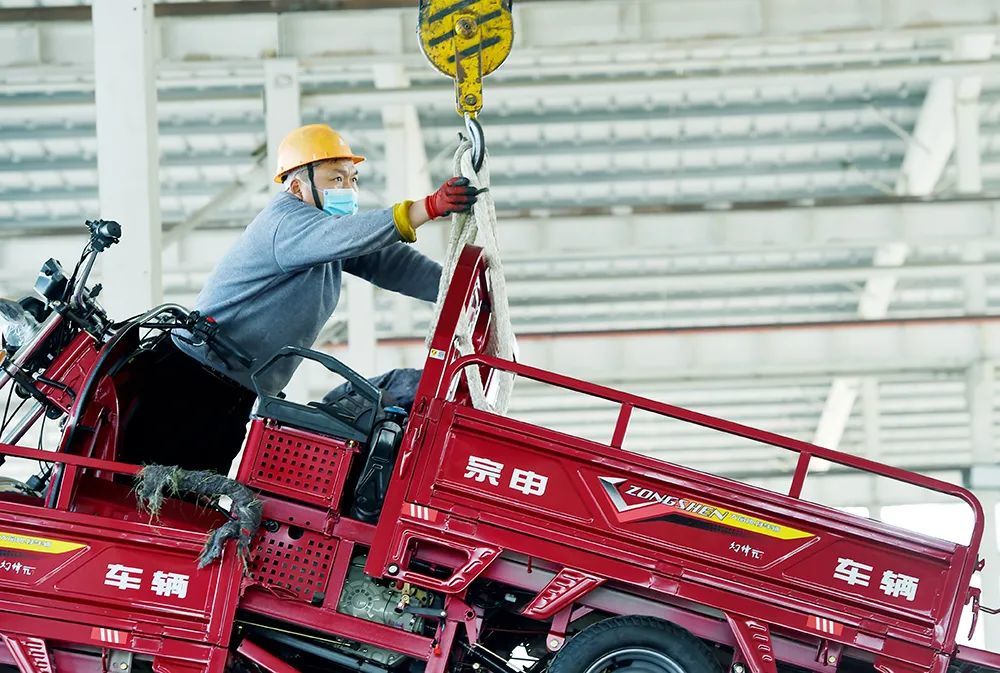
256;190;304;221
239;191;302;238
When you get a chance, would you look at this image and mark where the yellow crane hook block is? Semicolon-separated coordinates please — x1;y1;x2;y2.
418;0;514;118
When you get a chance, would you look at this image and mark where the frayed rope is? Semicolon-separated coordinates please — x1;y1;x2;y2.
135;464;262;569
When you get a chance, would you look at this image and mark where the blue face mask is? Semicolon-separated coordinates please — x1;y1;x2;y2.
320;188;359;217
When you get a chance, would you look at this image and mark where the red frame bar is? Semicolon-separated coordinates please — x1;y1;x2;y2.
788;452;811;499
440;354;984;524
610;403;632;449
0;443;141;475
954;645;1000;668
237;640;305;673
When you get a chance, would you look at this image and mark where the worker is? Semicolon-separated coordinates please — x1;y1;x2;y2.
121;124;479;474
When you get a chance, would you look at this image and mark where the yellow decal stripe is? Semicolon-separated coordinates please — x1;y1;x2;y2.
691;507;812;541
0;530;86;554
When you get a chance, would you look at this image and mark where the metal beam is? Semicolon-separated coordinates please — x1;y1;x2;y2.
6;59;978;114
91;0;162;316
7;189;1000;239
319;317;1000;383
812;378;860;450
306;60;1000;111
0;90;932;137
857;242;911;320
896;80;957;197
0;0;522;23
0;155;895;200
5;194;1000;275
815;34;996;455
161;160;269;250
896;34;995;197
502;259;1000;298
4;0;1000;58
0;153;902;204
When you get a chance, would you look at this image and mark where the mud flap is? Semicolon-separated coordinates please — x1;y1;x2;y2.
725;614;777;673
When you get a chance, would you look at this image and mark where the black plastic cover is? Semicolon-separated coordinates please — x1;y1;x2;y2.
34;258;68;303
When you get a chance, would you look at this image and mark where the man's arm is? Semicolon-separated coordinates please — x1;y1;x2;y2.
273;178;480;273
273;202;405;272
343;244;442;302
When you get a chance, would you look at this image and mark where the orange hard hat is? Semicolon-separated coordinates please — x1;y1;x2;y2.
273;124;366;184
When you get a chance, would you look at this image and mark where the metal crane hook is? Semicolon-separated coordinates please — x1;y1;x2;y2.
465;114;486;173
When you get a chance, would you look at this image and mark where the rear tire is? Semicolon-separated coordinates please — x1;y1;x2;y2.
548;615;721;673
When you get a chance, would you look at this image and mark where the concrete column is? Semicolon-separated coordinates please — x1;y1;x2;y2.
861;377;883;520
956;94;983;193
963;244;988;314
373;62;441;261
92;0;161;317
338;63;435;378
264;58;301;191
980;491;1000;649
969;361;996;464
968;360;1000;647
344;276;377;375
954;34;993;194
262;59;310;387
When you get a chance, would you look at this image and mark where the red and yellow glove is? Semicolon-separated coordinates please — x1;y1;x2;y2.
424;177;479;219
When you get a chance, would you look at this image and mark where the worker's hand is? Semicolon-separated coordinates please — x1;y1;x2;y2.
424;177;479;219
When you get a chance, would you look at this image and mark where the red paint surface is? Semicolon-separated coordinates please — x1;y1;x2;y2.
0;245;998;673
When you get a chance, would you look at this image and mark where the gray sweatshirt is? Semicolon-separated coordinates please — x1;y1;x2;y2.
175;191;441;395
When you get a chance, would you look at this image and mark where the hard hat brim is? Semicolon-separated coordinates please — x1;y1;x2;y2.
273;154;366;184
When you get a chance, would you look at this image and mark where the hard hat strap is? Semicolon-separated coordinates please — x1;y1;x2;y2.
306;162;323;210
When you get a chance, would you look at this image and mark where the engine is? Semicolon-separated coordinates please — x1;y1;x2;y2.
332;554;435;666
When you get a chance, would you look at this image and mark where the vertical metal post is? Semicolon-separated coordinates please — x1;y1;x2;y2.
788;453;811;499
264;58;302;192
92;0;162;317
610;403;632;449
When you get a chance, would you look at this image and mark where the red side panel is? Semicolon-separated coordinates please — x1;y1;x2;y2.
403;408;961;634
236;419;357;510
367;244;983;673
0;485;241;657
